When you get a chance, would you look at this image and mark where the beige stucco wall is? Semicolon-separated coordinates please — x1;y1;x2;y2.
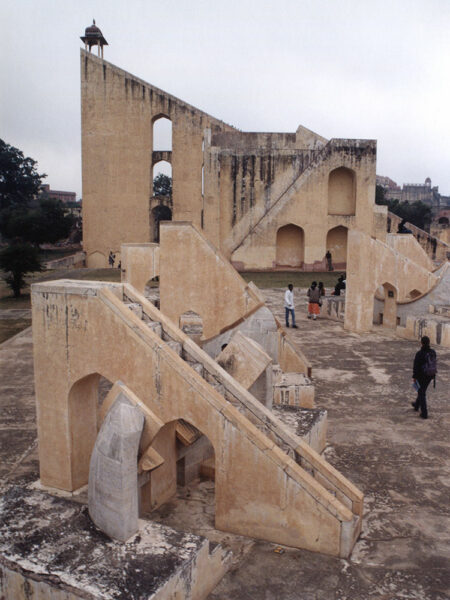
229;140;377;271
159;223;263;340
31;279;362;557
345;230;438;333
81;50;234;267
81;51;379;271
121;243;160;294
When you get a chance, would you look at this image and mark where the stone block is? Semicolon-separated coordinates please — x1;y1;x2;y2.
273;372;315;409
88;394;145;542
0;486;231;600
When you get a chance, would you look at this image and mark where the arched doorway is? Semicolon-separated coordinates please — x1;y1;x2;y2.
87;251;106;268
326;226;348;268
68;372;114;489
381;282;398;329
276;224;304;267
140;419;215;521
328;167;356;215
152;204;172;243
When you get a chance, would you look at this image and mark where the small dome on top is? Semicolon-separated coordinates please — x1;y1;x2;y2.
81;19;108;56
85;19;103;38
425;177;431;185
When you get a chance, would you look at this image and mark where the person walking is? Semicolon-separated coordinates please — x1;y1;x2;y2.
411;336;437;419
284;284;297;328
307;281;321;320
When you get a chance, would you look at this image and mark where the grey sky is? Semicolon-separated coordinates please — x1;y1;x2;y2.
1;0;449;199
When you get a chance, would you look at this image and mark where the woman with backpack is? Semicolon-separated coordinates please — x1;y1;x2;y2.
307;281;321;320
412;336;437;419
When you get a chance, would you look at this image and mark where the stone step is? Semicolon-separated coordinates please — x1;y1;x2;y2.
124;302;143;319
166;340;182;356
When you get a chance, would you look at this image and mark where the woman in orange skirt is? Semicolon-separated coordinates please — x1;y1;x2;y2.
307;281;321;320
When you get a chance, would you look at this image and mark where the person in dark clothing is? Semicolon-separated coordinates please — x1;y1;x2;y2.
411;336;437;419
325;250;333;271
332;275;345;296
398;219;412;234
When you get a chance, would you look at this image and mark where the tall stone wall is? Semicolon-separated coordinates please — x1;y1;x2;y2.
81;51;378;270
81;50;234;267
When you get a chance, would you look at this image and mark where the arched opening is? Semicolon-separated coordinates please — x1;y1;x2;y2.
328;167;356;215
276;224;304;267
151;204;172;243
141;419;215;525
380;282;398;329
152;161;172;198
68;372;114;489
179;310;203;343
438;216;449;225
87;251;106;268
152;116;172;151
326;226;348;268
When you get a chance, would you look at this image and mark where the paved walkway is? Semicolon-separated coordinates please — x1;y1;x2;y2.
1;292;449;599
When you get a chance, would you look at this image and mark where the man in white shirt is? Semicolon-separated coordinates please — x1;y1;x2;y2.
284;284;297;328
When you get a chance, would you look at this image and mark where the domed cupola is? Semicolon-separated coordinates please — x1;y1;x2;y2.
80;20;108;58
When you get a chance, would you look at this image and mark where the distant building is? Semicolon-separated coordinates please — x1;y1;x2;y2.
376;176;444;215
41;184;77;205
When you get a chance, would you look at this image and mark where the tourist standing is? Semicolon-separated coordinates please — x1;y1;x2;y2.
307;281;321;320
284;284;297;328
325;250;333;271
412;336;437;419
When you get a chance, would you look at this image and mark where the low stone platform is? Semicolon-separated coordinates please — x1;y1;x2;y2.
397;313;450;347
273;406;327;454
0;486;231;600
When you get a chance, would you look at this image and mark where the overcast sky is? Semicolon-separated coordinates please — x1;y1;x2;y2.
1;0;449;199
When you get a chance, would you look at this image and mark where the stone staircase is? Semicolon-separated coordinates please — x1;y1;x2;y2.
388;211;450;265
225;141;332;256
121;283;363;520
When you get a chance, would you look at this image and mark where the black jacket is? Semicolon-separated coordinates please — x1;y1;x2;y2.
413;347;435;380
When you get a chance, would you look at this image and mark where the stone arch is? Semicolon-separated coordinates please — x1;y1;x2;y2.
152;115;172;151
152;160;172;198
151;204;172;243
68;372;114;490
438;216;449;225
87;251;106;268
276;224;304;267
328;167;356;216
326;226;348;267
141;418;216;514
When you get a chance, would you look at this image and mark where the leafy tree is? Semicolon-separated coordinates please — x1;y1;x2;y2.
153;173;172;197
0;244;42;298
0;139;44;210
375;185;386;204
0;139;74;296
375;190;432;231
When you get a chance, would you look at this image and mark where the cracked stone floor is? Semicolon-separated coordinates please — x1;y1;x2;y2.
1;288;449;599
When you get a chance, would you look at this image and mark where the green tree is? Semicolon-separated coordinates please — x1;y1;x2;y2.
0;139;44;210
375;189;432;231
375;185;386;204
0;139;74;296
153;173;172;197
0;244;42;298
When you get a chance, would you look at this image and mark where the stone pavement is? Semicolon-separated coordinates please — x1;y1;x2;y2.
1;290;449;599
